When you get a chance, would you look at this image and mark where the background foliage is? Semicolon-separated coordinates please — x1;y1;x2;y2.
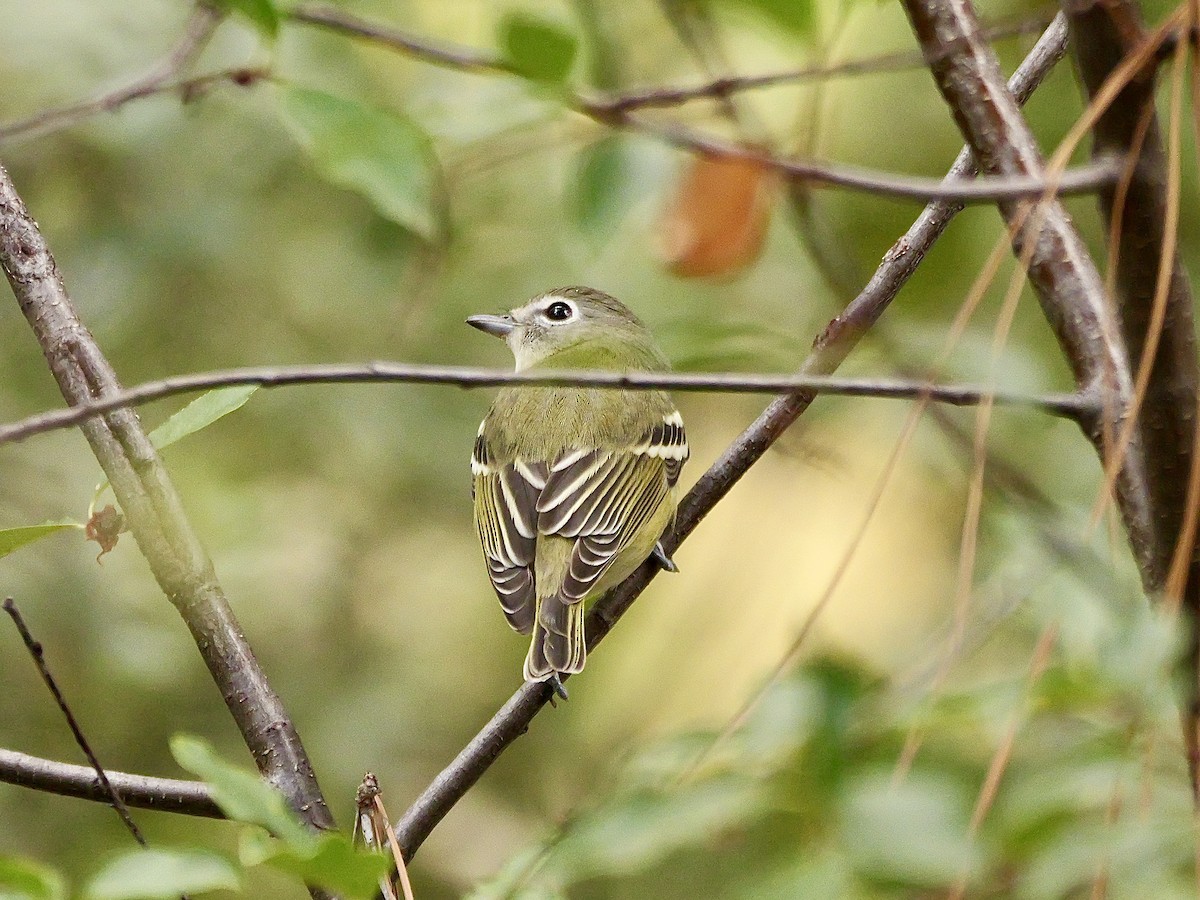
2;0;1199;896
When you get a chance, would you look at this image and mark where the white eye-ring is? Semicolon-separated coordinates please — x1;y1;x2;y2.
542;299;575;323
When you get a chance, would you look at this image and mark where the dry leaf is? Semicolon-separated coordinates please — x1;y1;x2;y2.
658;151;778;277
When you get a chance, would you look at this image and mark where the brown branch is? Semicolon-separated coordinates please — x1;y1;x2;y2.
389;14;1073;863
0;747;221;818
0;3;224;144
0;364;1091;446
0;166;336;844
899;0;1156;581
1065;0;1200;756
289;3;1114;204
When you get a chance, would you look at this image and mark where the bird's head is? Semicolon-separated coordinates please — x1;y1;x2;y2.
467;286;662;371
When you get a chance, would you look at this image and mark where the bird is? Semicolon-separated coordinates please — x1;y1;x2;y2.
468;286;688;697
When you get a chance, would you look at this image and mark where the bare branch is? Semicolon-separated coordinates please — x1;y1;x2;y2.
899;0;1158;584
0;364;1090;446
289;4;1114;204
0;747;221;818
0;164;335;842
4;598;146;844
0;3;224;144
590;14;1055;114
1066;0;1200;791
389;15;1073;862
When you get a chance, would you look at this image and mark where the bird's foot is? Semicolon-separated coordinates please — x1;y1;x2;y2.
546;673;569;705
651;541;678;573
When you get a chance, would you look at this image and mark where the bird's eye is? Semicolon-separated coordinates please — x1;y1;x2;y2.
544;301;573;322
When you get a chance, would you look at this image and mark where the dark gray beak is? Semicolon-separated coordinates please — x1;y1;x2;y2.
467;314;516;338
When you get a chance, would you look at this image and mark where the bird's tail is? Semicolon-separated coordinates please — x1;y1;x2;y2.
523;595;586;682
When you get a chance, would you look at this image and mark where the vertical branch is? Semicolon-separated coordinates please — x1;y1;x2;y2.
900;0;1198;789
1065;0;1200;783
0;163;335;836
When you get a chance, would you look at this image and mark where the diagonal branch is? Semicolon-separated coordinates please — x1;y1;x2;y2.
0;365;1090;446
389;14;1073;862
0;165;335;845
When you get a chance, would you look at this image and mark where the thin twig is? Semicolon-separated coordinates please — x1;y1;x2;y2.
388;14;1074;863
3;598;147;844
0;364;1090;446
289;3;1117;204
590;13;1055;114
0;746;221;817
0;3;224;144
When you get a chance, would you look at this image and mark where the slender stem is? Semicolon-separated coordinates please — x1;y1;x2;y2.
289;4;1115;205
0;364;1090;446
4;598;147;844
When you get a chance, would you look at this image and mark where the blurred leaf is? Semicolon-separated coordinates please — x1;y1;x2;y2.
210;0;279;37
281;87;444;241
146;386;259;451
569;0;620;88
0;521;83;559
240;830;390;900
570;137;631;235
499;13;579;84
83;849;239;900
711;0;815;35
659;152;777;277
0;857;66;900
169;735;313;851
549;777;763;881
838;769;983;887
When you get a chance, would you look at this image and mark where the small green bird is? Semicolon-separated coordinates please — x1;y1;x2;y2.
468;287;688;695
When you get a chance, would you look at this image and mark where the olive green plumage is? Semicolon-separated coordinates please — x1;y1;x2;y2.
469;287;688;685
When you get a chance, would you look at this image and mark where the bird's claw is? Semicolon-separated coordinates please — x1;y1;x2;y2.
547;673;569;705
651;541;678;573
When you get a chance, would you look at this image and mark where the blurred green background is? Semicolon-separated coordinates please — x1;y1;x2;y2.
3;0;1200;896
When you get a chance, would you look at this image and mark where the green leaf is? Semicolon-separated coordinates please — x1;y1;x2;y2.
714;0;815;36
0;857;66;900
570;137;631;235
211;0;279;37
94;386;258;499
0;522;83;559
146;386;258;452
240;830;390;900
281;87;444;241
499;12;579;84
169;736;313;851
84;849;239;900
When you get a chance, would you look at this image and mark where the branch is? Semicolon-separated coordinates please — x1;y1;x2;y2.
289;4;1115;204
1065;0;1200;788
389;14;1073;862
0;3;224;144
899;0;1158;585
0;364;1091;446
0;165;335;843
0;747;221;818
4;598;146;844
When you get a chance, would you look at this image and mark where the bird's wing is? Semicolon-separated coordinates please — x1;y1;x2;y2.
472;431;546;634
536;410;688;602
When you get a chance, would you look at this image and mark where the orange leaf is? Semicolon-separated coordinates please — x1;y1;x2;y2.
658;152;778;278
